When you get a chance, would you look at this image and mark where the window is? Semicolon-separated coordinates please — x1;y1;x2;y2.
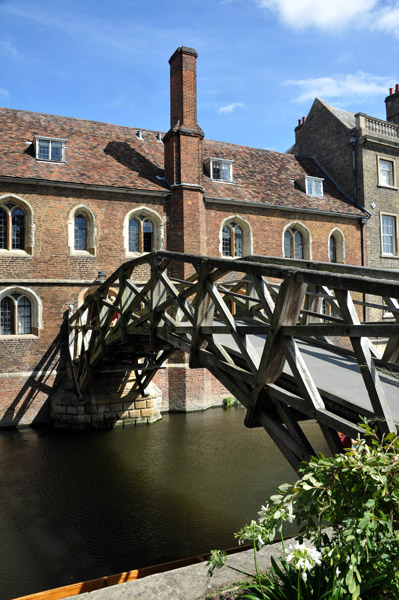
378;158;395;187
124;208;164;256
222;222;243;257
68;206;96;256
35;137;66;162
329;234;337;262
204;158;234;182
74;214;88;251
284;228;303;259
0;293;31;335
305;177;323;197
129;215;154;253
381;214;397;255
0;203;25;250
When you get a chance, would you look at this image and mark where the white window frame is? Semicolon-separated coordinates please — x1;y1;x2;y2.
305;177;323;197
35;136;66;163
205;157;234;183
381;212;398;256
377;156;396;188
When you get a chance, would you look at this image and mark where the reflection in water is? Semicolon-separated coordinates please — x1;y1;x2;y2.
0;409;329;600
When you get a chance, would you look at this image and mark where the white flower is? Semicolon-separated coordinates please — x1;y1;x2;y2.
302;571;308;582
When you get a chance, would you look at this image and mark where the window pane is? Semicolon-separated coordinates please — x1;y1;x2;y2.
38;139;50;160
222;225;231;256
382;215;396;254
380;160;393;186
284;230;292;258
0;297;14;334
12;208;25;250
0;207;7;249
17;296;31;334
212;161;221;180
129;218;140;252
220;162;231;182
234;225;243;257
142;219;153;252
51;141;63;161
329;235;337;262
294;230;303;259
74;214;87;250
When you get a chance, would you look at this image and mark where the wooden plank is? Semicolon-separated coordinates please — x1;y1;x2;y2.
335;289;396;434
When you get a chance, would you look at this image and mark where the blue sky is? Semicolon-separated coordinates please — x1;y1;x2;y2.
1;0;399;152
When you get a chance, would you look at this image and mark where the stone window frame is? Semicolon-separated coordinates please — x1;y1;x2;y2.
0;286;42;337
282;222;312;260
219;215;252;258
380;212;398;257
68;205;97;257
0;194;35;256
328;228;345;263
123;207;164;257
377;155;397;189
34;136;66;163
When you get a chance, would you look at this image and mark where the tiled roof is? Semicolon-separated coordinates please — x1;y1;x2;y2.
0;107;364;216
203;139;363;216
0;108;168;192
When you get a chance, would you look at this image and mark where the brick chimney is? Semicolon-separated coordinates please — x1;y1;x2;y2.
163;46;206;261
385;84;399;123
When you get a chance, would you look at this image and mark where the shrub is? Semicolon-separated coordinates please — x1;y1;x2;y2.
208;421;399;599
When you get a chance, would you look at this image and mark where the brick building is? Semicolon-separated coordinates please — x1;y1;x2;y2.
0;46;366;428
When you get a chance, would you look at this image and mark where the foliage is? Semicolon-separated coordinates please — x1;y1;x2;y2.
208;420;399;599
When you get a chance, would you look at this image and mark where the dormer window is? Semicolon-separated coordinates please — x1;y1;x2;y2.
296;176;323;197
35;136;66;162
204;157;234;182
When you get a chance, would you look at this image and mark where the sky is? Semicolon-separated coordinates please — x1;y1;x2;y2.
1;0;399;153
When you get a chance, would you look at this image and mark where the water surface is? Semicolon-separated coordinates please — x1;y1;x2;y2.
0;408;329;599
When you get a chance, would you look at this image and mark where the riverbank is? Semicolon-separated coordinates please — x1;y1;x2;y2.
58;540;285;600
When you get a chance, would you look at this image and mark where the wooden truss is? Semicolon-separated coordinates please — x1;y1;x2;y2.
68;251;399;470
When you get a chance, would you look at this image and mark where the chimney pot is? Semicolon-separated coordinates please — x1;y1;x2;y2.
298;119;301;126
302;116;306;123
395;84;399;93
390;88;394;95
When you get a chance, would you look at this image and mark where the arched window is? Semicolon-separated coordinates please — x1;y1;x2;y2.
129;215;154;253
74;214;88;251
328;229;345;263
284;228;303;259
222;222;243;257
0;203;26;250
124;208;164;256
0;293;32;335
68;206;96;255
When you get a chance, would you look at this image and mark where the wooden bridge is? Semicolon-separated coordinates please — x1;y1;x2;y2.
68;251;399;470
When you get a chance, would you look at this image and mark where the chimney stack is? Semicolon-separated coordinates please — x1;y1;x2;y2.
169;46;200;131
385;85;399;123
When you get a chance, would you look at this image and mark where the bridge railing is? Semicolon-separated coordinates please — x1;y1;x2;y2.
68;251;399;469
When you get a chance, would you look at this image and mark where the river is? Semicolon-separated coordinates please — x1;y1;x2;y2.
0;407;329;600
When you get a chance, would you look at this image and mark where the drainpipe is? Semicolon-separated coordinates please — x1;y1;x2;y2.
351;133;368;322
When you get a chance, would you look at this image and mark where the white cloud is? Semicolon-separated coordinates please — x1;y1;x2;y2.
218;102;245;114
0;36;20;58
283;72;393;103
256;0;399;34
0;88;9;98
